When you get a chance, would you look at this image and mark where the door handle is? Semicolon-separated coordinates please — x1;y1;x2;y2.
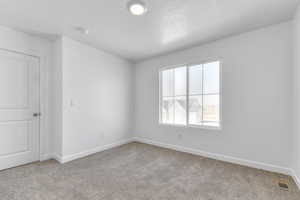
33;113;41;117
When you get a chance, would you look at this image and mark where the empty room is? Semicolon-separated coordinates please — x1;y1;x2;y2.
1;0;300;199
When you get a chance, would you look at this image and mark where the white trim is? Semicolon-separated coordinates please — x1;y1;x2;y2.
56;138;134;163
38;55;50;161
158;60;222;130
134;137;292;175
291;169;300;190
158;122;222;131
51;154;63;163
0;26;51;163
0;48;48;163
41;136;300;190
135;137;300;190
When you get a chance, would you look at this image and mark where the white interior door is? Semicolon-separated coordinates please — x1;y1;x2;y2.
0;49;40;171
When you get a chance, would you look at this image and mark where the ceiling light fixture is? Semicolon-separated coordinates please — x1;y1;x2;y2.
128;0;147;16
75;27;89;35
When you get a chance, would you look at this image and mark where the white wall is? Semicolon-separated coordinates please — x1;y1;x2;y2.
134;22;292;171
50;38;63;157
292;5;300;185
0;26;52;160
0;12;297;178
60;37;133;160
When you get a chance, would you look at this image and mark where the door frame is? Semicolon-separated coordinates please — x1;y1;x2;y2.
0;32;50;162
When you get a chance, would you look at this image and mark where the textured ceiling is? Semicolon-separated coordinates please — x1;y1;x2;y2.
0;0;299;61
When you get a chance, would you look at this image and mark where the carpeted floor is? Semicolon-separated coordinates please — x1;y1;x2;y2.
0;142;299;200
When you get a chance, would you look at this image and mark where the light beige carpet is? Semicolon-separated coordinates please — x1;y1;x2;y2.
0;142;299;200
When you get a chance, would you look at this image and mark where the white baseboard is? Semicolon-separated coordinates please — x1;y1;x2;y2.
39;152;63;163
291;169;300;190
134;137;300;190
59;138;134;163
40;136;299;190
51;154;63;163
133;137;292;175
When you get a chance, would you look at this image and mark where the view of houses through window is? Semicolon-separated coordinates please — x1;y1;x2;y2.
160;61;220;127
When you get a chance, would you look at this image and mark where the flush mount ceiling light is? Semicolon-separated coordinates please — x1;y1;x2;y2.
74;27;89;35
128;0;147;16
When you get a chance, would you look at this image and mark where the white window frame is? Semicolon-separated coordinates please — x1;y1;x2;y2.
159;60;222;130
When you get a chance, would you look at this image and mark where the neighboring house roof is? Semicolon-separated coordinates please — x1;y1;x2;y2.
162;98;201;112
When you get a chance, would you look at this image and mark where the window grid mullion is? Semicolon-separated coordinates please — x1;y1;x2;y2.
173;69;175;124
160;71;162;123
186;66;189;126
160;61;220;128
188;93;219;96
201;64;204;125
163;93;219;98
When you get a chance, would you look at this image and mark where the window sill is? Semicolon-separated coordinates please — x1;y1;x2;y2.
158;122;222;131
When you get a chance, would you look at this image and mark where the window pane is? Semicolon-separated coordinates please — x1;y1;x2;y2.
189;65;203;95
203;95;219;123
203;61;219;94
160;61;220;127
162;69;174;97
174;66;186;96
188;95;202;125
174;96;187;125
162;97;174;124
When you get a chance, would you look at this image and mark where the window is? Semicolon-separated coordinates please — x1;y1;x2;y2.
159;61;221;128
